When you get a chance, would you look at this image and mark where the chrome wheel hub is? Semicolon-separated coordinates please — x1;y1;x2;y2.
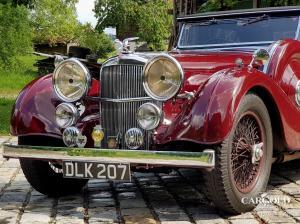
251;142;264;164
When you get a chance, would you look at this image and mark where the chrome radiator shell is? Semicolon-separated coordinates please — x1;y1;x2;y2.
100;64;150;149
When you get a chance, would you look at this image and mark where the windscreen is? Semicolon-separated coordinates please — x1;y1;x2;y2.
178;16;299;48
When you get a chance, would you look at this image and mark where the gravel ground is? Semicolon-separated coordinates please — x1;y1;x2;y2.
1;136;300;224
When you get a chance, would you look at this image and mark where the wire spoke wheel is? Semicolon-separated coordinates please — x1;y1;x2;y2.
231;111;265;193
203;94;272;214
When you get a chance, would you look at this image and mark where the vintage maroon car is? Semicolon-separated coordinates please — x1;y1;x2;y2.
4;6;300;214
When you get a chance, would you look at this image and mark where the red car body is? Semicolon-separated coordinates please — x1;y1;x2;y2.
10;39;300;151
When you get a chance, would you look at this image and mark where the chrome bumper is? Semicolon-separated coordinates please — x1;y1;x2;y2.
2;143;215;169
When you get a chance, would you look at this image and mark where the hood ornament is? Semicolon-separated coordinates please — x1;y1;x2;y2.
114;37;139;54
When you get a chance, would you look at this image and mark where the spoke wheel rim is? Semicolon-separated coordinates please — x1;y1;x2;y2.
231;111;265;194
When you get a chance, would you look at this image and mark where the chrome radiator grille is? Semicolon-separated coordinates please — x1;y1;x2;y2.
100;64;149;149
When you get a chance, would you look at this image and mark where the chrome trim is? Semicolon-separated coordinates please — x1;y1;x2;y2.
296;16;300;40
264;40;281;74
85;93;194;102
81;113;100;122
86;96;152;103
33;52;101;65
295;80;300;106
177;91;195;100
177;46;268;52
142;54;184;101
54;55;64;67
3;144;215;169
137;103;163;131
53;58;91;103
100;53;156;69
177;6;300;21
178;30;274;49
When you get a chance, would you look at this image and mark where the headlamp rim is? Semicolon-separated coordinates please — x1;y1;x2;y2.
55;102;79;128
142;54;184;101
53;58;91;102
137;102;163;131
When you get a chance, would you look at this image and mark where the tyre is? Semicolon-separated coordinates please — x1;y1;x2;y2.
19;136;88;197
203;94;273;214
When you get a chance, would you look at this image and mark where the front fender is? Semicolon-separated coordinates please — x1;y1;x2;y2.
11;74;61;138
155;67;288;146
11;74;100;147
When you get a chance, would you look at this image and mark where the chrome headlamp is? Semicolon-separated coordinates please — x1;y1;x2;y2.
143;54;184;101
55;103;79;128
137;103;162;130
53;58;91;102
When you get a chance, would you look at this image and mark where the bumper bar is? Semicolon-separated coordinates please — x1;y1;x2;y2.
2;143;215;169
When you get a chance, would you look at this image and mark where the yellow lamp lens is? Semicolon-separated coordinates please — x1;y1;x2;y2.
92;128;104;142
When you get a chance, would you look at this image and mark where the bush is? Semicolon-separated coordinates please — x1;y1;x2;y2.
0;3;33;69
31;0;79;45
78;24;114;59
138;0;172;50
94;0;172;51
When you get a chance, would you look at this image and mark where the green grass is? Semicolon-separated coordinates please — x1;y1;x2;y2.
0;98;14;134
0;55;41;134
0;55;41;98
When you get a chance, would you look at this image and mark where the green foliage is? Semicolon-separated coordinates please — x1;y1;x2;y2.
31;0;79;45
138;1;172;50
77;24;114;58
0;3;33;69
0;0;35;8
198;0;240;12
262;0;300;6
94;0;172;50
198;0;300;12
31;0;115;58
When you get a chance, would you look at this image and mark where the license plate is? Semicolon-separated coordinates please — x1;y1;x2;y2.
62;161;131;181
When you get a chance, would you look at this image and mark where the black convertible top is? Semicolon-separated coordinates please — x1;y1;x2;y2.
177;6;300;21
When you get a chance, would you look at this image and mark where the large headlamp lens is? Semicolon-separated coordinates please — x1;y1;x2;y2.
143;54;184;101
55;103;79;128
137;103;162;130
53;58;90;102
